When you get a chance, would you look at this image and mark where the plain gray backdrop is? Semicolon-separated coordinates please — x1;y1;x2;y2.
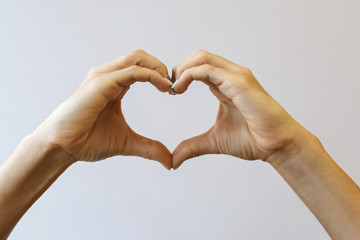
1;0;359;239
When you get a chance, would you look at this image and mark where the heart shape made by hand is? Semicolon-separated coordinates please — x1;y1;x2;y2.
38;49;300;172
122;76;219;169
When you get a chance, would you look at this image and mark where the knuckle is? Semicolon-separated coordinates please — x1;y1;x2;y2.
135;48;145;54
154;62;167;72
88;75;105;91
127;65;144;81
186;141;199;158
155;66;166;76
88;66;100;76
195;49;208;59
130;49;145;56
203;64;215;71
194;49;206;55
154;66;162;73
93;74;106;83
127;65;141;72
173;66;182;78
194;50;209;63
125;49;144;63
182;68;191;76
234;74;251;91
239;66;253;76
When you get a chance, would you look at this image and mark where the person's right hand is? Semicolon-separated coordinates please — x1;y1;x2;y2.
171;49;309;169
32;49;173;169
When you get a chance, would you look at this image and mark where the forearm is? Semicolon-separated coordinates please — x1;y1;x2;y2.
0;132;75;239
268;129;360;240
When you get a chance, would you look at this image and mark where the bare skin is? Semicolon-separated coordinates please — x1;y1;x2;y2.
0;49;359;239
171;49;360;240
0;49;173;239
39;49;173;165
171;49;301;165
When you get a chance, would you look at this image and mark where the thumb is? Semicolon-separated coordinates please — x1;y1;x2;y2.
126;133;172;170
172;129;219;170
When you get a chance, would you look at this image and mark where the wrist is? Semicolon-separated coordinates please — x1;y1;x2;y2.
265;127;360;239
23;130;77;168
266;127;327;170
0;131;76;237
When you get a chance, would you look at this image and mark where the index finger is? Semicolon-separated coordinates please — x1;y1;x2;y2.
171;64;246;100
92;65;172;101
92;49;169;78
172;49;241;80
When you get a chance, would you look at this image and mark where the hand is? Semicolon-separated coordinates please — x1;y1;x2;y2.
171;49;304;169
33;49;173;169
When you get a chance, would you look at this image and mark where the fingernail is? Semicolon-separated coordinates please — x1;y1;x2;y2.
169;88;176;95
164;78;173;86
167;74;176;84
169;80;178;95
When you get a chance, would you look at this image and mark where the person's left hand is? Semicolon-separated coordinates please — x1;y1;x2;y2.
170;50;302;169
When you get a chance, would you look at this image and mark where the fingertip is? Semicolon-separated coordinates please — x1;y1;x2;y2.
151;75;172;93
170;80;186;95
171;142;189;170
131;134;173;169
157;68;168;79
152;140;173;170
172;87;186;95
164;77;173;86
162;154;173;170
168;87;177;95
160;162;172;170
172;132;215;169
172;161;183;170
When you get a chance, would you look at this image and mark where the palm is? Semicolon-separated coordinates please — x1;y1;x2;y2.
209;88;300;161
75;100;131;162
39;75;172;168
38;85;129;161
172;81;300;168
211;102;260;160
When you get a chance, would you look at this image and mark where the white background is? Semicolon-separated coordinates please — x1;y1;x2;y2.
1;0;359;239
